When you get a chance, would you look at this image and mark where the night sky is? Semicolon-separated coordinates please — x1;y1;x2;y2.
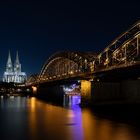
0;0;139;78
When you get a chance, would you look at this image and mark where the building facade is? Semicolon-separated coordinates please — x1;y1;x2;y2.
3;51;27;83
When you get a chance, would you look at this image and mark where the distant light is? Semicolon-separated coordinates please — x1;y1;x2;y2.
26;89;30;92
90;78;94;81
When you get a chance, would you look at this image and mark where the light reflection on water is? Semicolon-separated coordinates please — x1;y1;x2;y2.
63;95;81;107
0;96;140;140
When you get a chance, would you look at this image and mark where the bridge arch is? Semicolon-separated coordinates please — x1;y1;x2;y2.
39;51;97;81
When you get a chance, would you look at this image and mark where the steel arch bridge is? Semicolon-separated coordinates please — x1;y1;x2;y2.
38;51;97;82
26;20;140;85
94;20;140;72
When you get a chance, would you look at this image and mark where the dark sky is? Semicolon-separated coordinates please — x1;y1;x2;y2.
0;0;139;78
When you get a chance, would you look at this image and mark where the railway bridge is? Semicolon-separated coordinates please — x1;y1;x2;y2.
26;20;140;105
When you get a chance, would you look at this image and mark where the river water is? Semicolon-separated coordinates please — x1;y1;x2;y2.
0;96;140;140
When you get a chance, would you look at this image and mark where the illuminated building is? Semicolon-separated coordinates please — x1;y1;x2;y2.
3;51;27;83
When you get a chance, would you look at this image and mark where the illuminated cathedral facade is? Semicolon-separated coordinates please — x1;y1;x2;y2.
3;51;27;83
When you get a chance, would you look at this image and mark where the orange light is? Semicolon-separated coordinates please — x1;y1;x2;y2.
32;86;37;93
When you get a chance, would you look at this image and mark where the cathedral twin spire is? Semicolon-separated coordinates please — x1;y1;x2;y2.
6;51;21;73
15;51;20;64
7;51;12;65
3;51;26;83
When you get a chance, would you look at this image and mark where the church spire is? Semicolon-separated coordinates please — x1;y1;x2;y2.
7;50;12;65
6;51;13;72
15;51;20;64
14;50;21;73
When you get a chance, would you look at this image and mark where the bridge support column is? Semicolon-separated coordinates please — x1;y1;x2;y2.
81;80;92;106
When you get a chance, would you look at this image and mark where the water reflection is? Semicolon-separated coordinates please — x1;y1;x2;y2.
82;109;140;140
0;96;140;140
27;97;83;140
63;95;81;107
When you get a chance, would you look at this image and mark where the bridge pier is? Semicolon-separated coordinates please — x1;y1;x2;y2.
80;80;122;106
32;86;38;94
91;81;121;104
81;80;92;106
91;80;140;105
121;80;140;103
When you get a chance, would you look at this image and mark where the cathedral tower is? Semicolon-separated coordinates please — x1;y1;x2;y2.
3;51;27;83
14;51;21;73
6;51;13;73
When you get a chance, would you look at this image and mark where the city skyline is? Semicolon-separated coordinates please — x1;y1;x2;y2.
0;0;139;77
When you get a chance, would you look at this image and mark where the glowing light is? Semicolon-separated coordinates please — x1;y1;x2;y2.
30;97;36;112
26;89;30;92
81;80;91;99
32;86;37;94
63;84;79;94
104;58;109;65
63;85;75;92
105;48;109;52
78;80;81;83
70;71;74;74
67;110;75;118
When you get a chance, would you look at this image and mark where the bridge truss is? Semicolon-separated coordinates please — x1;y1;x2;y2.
94;20;140;72
39;52;97;82
26;20;140;85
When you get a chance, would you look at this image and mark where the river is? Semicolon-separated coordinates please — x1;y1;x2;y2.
0;96;140;140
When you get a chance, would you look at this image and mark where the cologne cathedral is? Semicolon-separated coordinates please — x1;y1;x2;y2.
3;51;27;83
